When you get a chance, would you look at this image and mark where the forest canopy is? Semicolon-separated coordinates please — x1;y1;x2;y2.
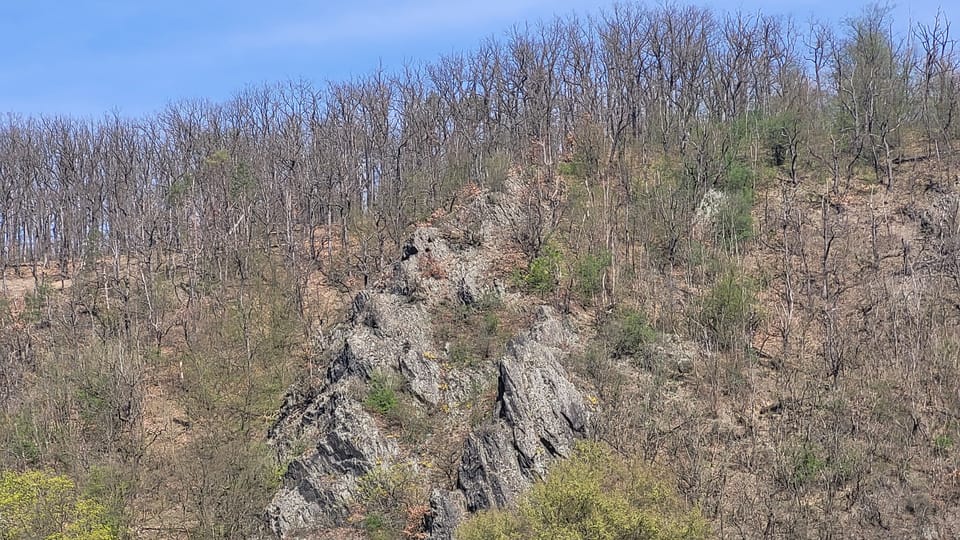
0;3;955;284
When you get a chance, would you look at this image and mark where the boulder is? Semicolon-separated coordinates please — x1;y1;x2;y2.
651;333;699;376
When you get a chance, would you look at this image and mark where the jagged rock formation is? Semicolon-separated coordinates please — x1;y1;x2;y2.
426;306;589;539
267;391;398;533
455;307;586;512
265;191;591;539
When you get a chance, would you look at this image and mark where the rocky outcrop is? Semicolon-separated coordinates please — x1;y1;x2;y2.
267;392;397;534
265;192;590;539
425;489;467;540
265;287;440;536
453;307;587;514
393;226;489;309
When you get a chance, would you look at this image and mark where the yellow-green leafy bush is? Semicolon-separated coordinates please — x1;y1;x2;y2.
457;441;708;540
0;470;116;539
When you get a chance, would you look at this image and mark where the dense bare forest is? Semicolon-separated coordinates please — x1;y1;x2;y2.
2;3;960;538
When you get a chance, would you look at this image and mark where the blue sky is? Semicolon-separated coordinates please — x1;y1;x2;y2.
1;1;957;118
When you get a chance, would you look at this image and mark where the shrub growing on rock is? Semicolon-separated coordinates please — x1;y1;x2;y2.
456;441;709;540
365;372;400;416
515;244;563;294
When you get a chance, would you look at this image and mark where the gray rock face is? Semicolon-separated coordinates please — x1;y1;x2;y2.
267;391;397;534
331;292;441;405
499;340;587;469
268;300;589;539
266;224;494;538
425;489;467;540
393;226;489;309
266;288;440;537
457;425;528;511
695;188;728;225
268;290;439;457
454;307;589;515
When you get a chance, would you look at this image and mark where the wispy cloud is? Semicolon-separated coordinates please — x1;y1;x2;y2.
8;0;952;117
227;0;555;50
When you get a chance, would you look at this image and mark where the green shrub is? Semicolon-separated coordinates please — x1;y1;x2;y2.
558;137;600;180
558;160;588;179
0;470;117;539
457;441;709;540
633;159;700;267
714;190;754;249
1;412;42;465
446;312;502;368
713;162;755;250
362;512;389;539
792;447;827;487
433;293;508;370
779;445;830;491
81;465;130;535
761;111;800;168
482;312;500;336
23;283;53;326
516;245;562;294
719;161;754;193
365;372;399;416
934;434;954;456
575;251;612;299
604;308;657;359
449;341;481;368
698;272;757;350
474;292;504;312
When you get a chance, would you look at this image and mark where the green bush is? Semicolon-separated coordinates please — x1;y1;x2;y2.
714;162;755;250
791;447;827;488
698;272;758;350
23;283;53;326
761;111;799;168
603;308;657;359
446;310;502;368
633;159;700;267
457;441;709;540
719;161;754;193
934;434;954;455
365;372;399;416
357;463;426;540
575;251;612;299
1;412;42;465
0;470;117;539
516;245;562;294
449;340;481;368
558;136;600;180
714;190;754;249
362;512;390;539
558;160;589;179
